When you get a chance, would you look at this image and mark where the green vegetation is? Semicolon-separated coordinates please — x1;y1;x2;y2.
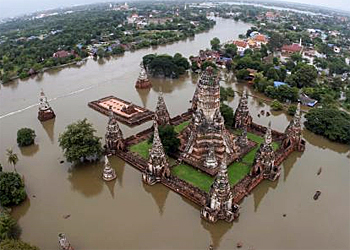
210;37;221;51
5;149;18;173
0;212;21;242
149;125;180;154
287;105;297;116
305;108;350;144
0;172;26;206
227;162;251;186
0;239;39;250
129;140;152;159
171;164;213;192
142;53;190;78
271;100;284;111
220;103;234;127
16;128;36;147
58;119;102;163
174;121;190;133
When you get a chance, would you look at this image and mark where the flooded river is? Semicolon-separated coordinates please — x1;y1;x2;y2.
0;18;349;250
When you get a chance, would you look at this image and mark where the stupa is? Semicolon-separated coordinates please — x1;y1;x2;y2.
102;155;117;181
201;155;240;223
135;63;152;89
142;120;170;185
233;89;252;129
105;106;125;154
38;90;56;121
154;92;171;126
179;67;239;171
282;103;305;151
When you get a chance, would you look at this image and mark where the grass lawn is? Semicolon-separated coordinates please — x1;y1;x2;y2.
129;140;152;159
174;121;190;133
227;162;251;186
171;164;213;192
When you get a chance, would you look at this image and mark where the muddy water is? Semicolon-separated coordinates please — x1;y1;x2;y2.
0;18;349;250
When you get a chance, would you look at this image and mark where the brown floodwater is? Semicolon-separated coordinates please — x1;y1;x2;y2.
0;18;349;250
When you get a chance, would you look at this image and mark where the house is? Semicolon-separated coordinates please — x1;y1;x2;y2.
281;43;303;55
233;40;249;53
274;81;287;87
53;50;71;58
299;93;318;107
252;34;268;48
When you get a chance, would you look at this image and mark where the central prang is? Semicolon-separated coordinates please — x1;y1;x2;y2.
179;67;247;176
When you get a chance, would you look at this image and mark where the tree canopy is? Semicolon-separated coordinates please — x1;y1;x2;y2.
304;108;350;144
16;128;36;147
149;125;180;155
58;119;102;163
210;37;221;51
0;212;21;242
0;239;39;250
0;172;27;206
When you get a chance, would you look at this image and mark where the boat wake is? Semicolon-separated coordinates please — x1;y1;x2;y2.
0;85;95;120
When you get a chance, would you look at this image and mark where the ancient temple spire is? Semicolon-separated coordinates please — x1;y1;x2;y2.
105;106;125;154
38;89;56;121
233;89;252;129
102;155;117;181
204;144;218;169
142;120;170;185
201;154;239;223
264;121;272;145
135;63;152;89
282;102;305;151
154;92;171;126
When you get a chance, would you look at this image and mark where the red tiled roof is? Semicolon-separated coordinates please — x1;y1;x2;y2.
53;50;70;58
233;40;248;48
281;44;302;53
254;34;268;42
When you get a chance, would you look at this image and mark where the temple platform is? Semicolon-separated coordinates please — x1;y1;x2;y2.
88;96;154;127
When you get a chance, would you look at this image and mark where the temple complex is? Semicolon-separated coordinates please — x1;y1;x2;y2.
233;90;252;129
251;122;281;181
142;121;170;185
179;67;240;174
201;155;240;223
38;90;56;122
282;103;306;151
105;106;125;154
154;92;171;126
102;155;117;181
135;63;152;89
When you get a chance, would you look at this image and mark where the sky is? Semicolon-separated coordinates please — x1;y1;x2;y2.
0;0;349;19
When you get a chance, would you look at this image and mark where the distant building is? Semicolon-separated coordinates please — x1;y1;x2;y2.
299;93;318;107
52;50;71;58
281;42;303;55
233;40;249;53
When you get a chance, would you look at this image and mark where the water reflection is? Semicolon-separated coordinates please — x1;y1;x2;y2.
105;178;117;199
19;144;39;157
136;88;150;108
11;196;31;221
111;157;125;188
41;118;55;144
67;162;103;197
303;128;350;154
151;72;190;94
142;183;170;215
201;219;233;249
282;151;302;182
253;179;278;212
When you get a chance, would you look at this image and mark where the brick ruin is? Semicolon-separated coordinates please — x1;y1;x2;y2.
94;67;306;224
178;67;242;175
38;90;56;122
135;63;152;89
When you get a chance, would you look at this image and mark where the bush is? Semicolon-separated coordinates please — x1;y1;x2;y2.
0;239;39;250
0;172;27;206
0;212;21;241
220;103;234;127
287;105;297;116
16;128;36;147
305;108;350;144
271;100;283;111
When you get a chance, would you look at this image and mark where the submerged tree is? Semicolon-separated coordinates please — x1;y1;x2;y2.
0;212;21;241
0;239;39;250
58;119;102;163
0;172;26;206
6;149;18;172
17;128;36;147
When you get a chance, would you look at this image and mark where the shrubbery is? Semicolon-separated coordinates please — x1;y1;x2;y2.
16;128;36;147
149;125;180;155
0;172;26;206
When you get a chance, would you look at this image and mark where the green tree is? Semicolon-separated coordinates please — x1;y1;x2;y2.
201;61;217;71
287;105;297;116
58;119;102;163
0;239;39;250
271;100;283;111
220;103;234;127
6;149;18;172
210;37;221;51
16;128;36;147
0;172;26;206
305;108;350;144
236;69;250;80
149;125;180;154
267;32;284;51
0;212;21;241
223;43;237;58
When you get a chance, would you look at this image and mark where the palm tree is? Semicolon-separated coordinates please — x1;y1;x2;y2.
6;149;18;172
